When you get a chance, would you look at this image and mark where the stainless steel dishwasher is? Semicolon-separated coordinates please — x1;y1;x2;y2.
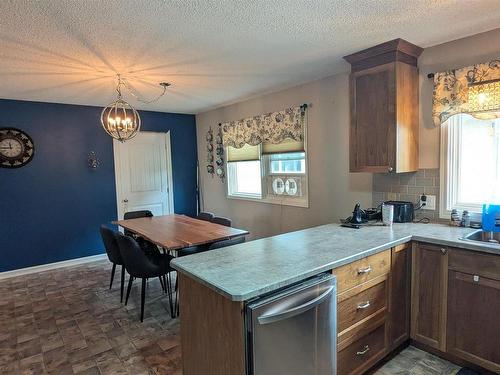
246;273;337;375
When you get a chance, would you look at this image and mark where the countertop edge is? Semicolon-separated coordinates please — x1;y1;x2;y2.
171;228;500;302
172;236;413;301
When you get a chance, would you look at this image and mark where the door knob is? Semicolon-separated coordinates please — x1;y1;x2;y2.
123;199;128;203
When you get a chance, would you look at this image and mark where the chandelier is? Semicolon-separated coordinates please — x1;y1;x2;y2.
101;74;170;142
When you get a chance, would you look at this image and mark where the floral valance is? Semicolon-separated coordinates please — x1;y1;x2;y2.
221;105;307;148
432;59;500;126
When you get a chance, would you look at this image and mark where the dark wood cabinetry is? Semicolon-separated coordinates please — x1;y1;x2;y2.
344;39;422;173
410;243;448;352
388;243;411;349
447;250;500;373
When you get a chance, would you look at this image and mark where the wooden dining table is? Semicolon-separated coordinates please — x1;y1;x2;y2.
113;214;249;252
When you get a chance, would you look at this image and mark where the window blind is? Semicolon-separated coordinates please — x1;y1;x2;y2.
262;138;305;155
227;144;260;162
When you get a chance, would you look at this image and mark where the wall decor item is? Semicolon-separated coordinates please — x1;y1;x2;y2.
215;123;225;181
101;74;171;142
87;151;100;169
0;127;35;168
432;59;500;126
206;127;215;177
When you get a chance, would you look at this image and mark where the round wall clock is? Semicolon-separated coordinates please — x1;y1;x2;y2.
0;128;35;168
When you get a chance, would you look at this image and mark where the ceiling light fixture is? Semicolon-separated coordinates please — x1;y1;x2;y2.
101;74;171;142
467;78;500;119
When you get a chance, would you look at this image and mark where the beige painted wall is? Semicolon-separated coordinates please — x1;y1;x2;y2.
418;28;500;168
196;74;373;239
195;28;500;239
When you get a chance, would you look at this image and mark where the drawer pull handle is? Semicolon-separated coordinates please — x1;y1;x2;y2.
356;345;370;356
357;301;371;310
357;266;372;275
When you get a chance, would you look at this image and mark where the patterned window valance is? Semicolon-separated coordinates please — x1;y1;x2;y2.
432;59;500;126
221;105;307;149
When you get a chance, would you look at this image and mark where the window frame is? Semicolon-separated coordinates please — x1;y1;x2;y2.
226;157;263;200
439;114;493;218
226;144;309;208
267;152;307;175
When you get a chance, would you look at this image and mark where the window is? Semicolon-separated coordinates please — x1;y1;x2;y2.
227;160;262;198
440;114;500;217
269;152;306;174
227;148;308;207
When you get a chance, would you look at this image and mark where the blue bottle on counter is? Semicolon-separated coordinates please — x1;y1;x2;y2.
482;204;500;232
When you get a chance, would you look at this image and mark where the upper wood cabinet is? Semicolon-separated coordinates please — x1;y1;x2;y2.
344;39;422;173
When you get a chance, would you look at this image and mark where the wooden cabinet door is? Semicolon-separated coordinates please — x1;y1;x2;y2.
350;63;396;173
388;244;410;349
447;271;500;373
410;243;448;351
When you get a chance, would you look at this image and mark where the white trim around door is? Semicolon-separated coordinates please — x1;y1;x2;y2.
113;131;175;220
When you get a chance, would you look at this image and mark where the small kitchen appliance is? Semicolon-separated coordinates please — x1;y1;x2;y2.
383;201;414;223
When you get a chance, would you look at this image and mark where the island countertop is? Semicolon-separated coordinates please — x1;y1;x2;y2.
171;222;498;302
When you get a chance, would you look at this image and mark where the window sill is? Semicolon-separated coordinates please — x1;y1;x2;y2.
227;194;309;208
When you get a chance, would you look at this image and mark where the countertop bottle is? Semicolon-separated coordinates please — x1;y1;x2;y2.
450;209;461;227
461;210;471;227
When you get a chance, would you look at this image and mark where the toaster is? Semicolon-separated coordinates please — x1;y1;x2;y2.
383;201;415;223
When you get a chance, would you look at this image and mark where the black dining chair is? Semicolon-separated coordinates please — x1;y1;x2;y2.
123;210;160;256
123;210;153;237
211;216;232;227
99;225;126;303
115;232;175;321
208;236;246;250
197;211;215;222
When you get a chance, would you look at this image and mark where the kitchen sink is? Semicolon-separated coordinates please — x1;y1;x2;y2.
461;230;500;245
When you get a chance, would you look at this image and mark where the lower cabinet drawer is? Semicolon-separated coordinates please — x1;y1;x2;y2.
338;277;387;334
333;250;390;294
338;323;387;375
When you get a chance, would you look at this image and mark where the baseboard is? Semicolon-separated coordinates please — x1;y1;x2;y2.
0;253;108;280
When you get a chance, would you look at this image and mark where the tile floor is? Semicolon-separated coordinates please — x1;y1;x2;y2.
0;260;463;375
0;260;180;374
375;346;461;375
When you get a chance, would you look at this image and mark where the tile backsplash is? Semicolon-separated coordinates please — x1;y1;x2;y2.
372;169;441;221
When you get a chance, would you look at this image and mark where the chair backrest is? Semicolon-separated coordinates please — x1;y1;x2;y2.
124;210;153;220
211;216;231;227
123;210;153;236
99;225;122;265
197;211;215;222
115;232;161;278
208;236;245;250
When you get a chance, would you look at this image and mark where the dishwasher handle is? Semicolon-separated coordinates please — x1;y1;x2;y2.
257;286;335;325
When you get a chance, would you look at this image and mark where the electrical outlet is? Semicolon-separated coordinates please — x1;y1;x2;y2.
420;194;436;210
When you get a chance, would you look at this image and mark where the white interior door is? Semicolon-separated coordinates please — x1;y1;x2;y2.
113;131;174;219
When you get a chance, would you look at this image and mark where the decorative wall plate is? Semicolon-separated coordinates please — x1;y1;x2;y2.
0;128;35;168
216;166;224;177
272;177;285;195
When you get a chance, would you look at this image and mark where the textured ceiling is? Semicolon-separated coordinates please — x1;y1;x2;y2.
1;1;499;114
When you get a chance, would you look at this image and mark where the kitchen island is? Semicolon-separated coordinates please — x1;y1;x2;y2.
171;223;500;375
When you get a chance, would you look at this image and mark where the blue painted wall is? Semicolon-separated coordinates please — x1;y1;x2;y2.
0;99;197;272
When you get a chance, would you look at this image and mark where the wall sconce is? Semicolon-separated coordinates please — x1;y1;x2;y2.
88;151;100;169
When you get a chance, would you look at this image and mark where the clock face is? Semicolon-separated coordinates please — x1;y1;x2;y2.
0;128;35;168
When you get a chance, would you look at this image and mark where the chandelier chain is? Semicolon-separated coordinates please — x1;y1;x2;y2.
121;76;168;104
